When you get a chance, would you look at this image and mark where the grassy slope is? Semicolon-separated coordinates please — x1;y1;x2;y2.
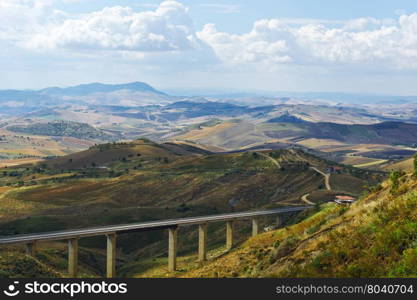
0;242;109;278
141;173;417;278
0;251;62;278
0;147;327;277
4;172;415;278
7;120;115;141
0;127;96;166
382;157;414;173
173;120;417;155
0;141;385;278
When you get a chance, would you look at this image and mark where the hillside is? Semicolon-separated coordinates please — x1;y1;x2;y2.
3;93;417;171
292;121;417;146
147;172;416;278
0;126;98;168
175;119;417;149
7;121;116;141
382;157;414;173
0;140;385;277
39;139;196;170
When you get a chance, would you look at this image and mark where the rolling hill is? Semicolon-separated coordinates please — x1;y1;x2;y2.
0;139;384;277
175;118;417;149
125;169;417;278
381;157;415;173
7;121;116;141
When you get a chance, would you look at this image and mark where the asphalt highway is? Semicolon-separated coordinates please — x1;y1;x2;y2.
0;206;312;245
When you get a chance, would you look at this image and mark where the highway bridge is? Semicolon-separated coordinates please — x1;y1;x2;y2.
0;206;313;278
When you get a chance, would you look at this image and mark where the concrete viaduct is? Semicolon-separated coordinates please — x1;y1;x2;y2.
0;206;312;278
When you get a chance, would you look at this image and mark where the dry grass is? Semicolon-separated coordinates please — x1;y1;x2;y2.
382;157;414;172
157;174;417;278
354;159;388;168
0;158;44;168
175;122;237;141
297;138;346;149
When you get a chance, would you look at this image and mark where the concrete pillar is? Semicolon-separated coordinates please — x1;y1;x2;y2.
226;220;234;250
252;218;259;237
106;233;116;278
25;242;36;256
168;227;178;272
276;215;283;228
198;223;208;262
68;238;78;278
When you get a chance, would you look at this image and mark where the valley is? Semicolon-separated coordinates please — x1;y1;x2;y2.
3;0;417;283
0;137;384;277
0;82;415;278
1;83;417;171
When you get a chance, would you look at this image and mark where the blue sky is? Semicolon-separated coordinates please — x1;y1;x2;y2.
56;0;417;32
3;0;417;95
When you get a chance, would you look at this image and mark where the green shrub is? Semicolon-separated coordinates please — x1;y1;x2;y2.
272;236;300;259
413;154;417;179
389;171;402;194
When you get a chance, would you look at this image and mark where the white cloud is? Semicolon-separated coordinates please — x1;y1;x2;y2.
24;1;204;52
0;0;56;41
197;13;417;70
3;0;417;73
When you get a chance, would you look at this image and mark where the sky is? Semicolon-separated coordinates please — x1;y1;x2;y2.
3;0;417;95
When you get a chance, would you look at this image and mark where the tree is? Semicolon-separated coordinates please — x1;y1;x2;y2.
390;171;402;194
413;153;417;178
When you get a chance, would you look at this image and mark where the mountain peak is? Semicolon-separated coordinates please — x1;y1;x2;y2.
40;81;167;96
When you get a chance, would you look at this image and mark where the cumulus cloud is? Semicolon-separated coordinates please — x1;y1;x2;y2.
197;21;295;65
0;0;56;41
24;0;206;52
3;0;417;71
197;14;417;69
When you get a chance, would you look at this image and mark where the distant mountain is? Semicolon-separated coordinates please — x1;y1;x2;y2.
0;90;54;108
0;82;171;110
40;82;167;96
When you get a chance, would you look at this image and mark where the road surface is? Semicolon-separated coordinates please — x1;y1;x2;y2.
0;206;312;246
258;152;281;168
301;193;315;205
300;167;332;205
310;167;331;190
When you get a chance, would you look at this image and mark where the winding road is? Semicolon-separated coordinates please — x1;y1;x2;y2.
300;167;332;205
255;152;331;206
258;152;281;168
310;167;331;191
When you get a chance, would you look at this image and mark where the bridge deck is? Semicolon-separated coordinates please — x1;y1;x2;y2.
0;206;312;245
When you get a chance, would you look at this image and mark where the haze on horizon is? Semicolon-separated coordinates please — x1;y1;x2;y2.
3;0;417;96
